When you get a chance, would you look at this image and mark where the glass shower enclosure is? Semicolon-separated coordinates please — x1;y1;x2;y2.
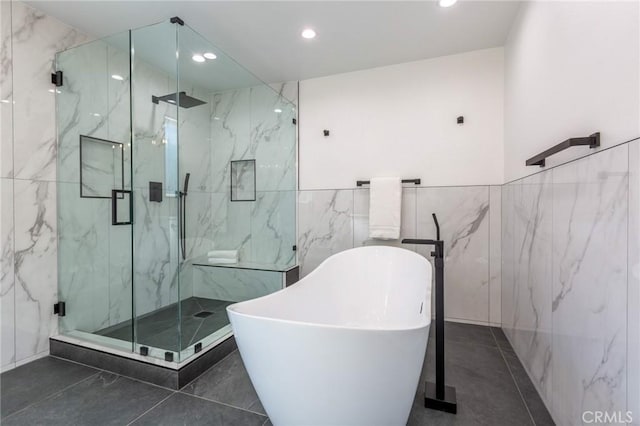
55;18;296;364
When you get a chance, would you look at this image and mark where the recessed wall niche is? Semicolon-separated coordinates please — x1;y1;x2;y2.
230;159;256;201
79;135;124;198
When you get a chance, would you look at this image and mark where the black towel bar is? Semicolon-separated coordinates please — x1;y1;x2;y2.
356;178;421;187
526;132;600;167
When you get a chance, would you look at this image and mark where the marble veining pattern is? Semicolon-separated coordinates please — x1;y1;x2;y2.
193;266;282;302
2;1;90;371
511;171;553;402
11;1;90;181
13;179;57;361
489;185;502;325
56;37;132;331
501;181;516;343
551;146;628;425
1;1;13;179
297;189;354;277
502;143;634;426
297;185;501;326
1;178;15;368
416;186;490;323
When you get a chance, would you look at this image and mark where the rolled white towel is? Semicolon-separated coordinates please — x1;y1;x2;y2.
208;258;238;264
206;250;238;259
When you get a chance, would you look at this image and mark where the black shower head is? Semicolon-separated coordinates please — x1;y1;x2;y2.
151;92;207;109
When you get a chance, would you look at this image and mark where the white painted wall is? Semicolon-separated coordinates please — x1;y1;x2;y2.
504;1;640;183
299;48;504;190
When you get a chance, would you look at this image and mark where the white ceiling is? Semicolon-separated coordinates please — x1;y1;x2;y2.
27;0;522;84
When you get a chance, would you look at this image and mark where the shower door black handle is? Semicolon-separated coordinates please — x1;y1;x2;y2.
112;189;132;225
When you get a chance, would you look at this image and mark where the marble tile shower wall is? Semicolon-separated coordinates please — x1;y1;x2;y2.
130;60;212;317
297;185;503;326
501;141;640;425
191;83;297;300
1;1;91;371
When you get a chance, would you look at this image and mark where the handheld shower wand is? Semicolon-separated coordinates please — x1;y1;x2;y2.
179;173;190;260
183;173;190;197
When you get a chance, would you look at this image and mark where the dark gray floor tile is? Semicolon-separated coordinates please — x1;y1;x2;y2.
1;356;98;418
408;390;492;426
181;350;265;415
2;372;172;426
429;322;497;348
502;351;555;426
131;393;266;426
490;327;515;353
416;339;534;425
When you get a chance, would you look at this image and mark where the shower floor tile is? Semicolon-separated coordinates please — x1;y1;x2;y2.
95;297;233;353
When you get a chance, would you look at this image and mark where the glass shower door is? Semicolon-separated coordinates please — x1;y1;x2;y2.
56;31;134;353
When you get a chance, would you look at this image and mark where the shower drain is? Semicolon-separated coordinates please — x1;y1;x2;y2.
193;311;213;319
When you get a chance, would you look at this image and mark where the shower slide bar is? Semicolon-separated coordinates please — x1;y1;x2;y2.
356;178;421;186
525;132;600;167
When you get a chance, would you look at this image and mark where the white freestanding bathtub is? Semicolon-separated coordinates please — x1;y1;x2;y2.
227;246;432;426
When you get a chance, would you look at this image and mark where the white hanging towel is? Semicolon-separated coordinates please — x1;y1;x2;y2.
369;177;402;240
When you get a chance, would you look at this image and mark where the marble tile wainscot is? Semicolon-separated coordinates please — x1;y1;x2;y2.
502;139;639;426
296;184;502;327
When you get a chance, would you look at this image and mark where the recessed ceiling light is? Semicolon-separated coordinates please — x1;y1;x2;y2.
438;0;457;7
192;54;205;63
92;113;101;117
168;99;176;104
0;99;10;104
111;74;124;81
301;28;316;39
203;52;217;60
274;108;282;113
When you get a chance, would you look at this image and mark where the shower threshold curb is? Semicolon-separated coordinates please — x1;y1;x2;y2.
49;336;236;389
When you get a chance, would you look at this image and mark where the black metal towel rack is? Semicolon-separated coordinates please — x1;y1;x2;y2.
356;178;421;187
526;132;600;167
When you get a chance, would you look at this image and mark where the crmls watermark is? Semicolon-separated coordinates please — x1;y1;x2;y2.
582;411;633;424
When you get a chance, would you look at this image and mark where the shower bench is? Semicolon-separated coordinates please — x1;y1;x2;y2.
189;259;300;302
